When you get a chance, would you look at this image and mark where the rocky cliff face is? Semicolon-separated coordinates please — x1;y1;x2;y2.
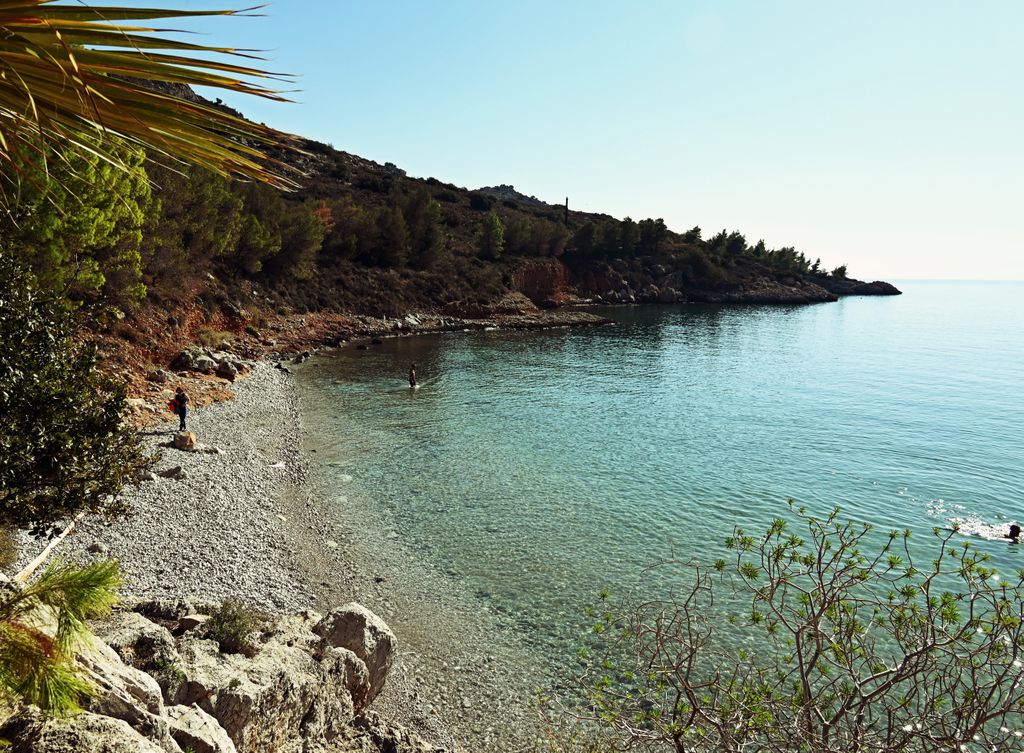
510;259;570;306
0;601;445;753
510;257;861;306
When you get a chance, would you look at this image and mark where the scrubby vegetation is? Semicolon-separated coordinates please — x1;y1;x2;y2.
2;131;859;328
0;0;296;719
206;599;264;657
543;508;1024;752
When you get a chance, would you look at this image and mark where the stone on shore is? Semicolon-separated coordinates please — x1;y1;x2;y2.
177;614;209;633
193;356;217;373
170;350;196;371
217;361;238;381
157;466;187;480
172;432;197;451
313;603;396;706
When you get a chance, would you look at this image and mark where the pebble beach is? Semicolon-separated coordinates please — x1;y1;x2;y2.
26;362;545;752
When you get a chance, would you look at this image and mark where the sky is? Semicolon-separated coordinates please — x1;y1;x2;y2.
106;1;1022;280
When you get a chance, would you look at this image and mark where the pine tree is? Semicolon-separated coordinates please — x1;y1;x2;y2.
0;140;151;308
476;212;505;260
0;256;150;535
0;560;122;714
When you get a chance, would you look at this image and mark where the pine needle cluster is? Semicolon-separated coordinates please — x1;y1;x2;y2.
0;560;121;714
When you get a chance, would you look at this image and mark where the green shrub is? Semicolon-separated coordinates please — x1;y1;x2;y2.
468;192;495;211
547;507;1024;752
206;600;262;656
0;255;150;535
197;328;232;350
152;654;186;686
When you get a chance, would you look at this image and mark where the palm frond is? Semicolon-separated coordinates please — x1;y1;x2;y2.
0;1;299;194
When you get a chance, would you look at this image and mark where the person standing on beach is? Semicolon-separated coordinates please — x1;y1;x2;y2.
408;363;417;388
174;387;189;431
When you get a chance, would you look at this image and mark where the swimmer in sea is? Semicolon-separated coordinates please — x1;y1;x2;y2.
1007;524;1021;543
409;363;417;388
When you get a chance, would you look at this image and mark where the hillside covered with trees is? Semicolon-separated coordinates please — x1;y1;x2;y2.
1;86;898;345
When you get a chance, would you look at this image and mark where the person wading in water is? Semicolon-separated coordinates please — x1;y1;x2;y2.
408;363;417;388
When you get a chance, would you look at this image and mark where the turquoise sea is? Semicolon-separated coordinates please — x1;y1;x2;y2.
296;281;1024;665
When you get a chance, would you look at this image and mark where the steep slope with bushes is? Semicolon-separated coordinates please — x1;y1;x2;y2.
2;85;899;362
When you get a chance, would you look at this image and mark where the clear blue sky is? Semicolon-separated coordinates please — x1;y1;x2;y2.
111;1;1022;280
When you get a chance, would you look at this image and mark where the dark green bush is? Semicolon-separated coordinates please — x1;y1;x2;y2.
468;192;495;211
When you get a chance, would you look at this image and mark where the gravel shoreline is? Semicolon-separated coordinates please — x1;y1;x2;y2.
31;364;314;614
21;362;546;752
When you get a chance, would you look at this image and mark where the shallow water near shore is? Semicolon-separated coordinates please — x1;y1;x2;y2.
296;281;1024;685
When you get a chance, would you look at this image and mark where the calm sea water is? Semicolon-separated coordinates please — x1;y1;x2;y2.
296;281;1024;663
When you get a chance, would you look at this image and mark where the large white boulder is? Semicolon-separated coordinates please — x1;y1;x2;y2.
165;704;237;753
78;636;180;752
313;603;396;706
1;602;408;753
171;612;371;753
0;709;173;753
93;610;177;671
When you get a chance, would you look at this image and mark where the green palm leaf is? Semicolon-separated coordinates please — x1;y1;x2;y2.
0;1;298;195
